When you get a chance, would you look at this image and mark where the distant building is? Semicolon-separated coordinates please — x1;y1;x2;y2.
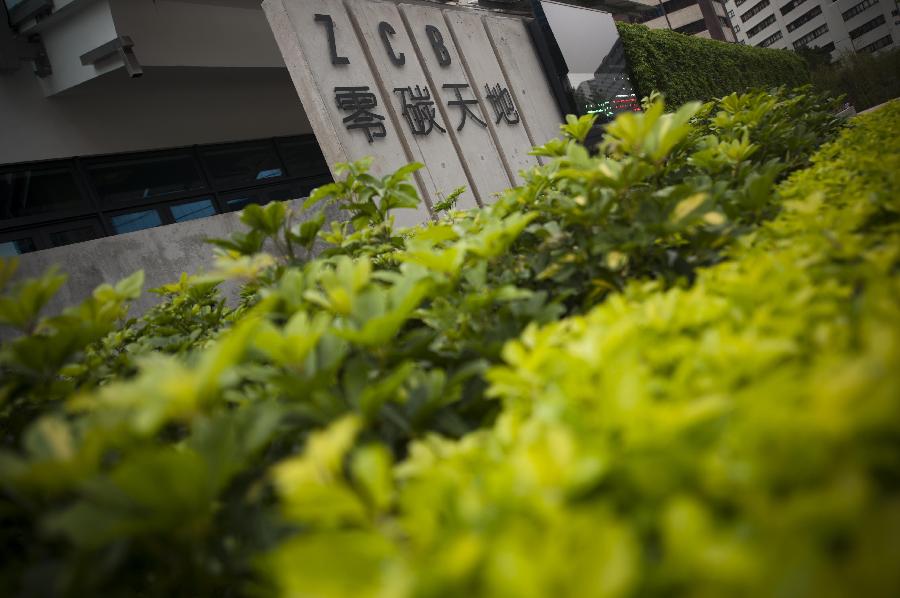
572;39;640;119
722;0;899;57
628;0;740;42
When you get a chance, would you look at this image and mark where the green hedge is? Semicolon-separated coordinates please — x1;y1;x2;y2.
1;90;877;596
617;22;810;106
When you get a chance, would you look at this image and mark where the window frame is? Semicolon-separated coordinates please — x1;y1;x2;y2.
0;134;330;253
82;148;210;211
0;159;99;229
0;216;106;254
786;5;823;33
198;138;288;192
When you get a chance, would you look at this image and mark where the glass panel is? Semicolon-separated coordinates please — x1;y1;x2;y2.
0;167;90;221
224;195;256;212
49;225;102;248
276;138;330;178
171;198;216;222
289;177;331;202
266;186;298;203
201;141;284;189
221;187;277;212
0;237;36;257
534;1;640;123
222;184;307;212
110;209;163;234
87;153;205;207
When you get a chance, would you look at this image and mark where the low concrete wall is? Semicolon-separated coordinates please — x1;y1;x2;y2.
10;199;336;320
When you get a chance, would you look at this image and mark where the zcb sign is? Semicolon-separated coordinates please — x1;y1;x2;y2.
263;0;561;221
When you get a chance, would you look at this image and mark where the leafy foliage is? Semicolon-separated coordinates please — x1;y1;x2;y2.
617;22;810;107
809;47;900;112
0;90;887;598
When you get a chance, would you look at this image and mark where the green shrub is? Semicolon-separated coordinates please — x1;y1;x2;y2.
2;90;887;597
616;22;811;107
810;47;900;111
269;101;900;597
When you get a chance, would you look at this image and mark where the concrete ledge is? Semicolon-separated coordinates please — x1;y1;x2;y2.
9;199;336;319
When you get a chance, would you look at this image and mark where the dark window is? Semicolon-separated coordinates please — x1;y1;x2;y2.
757;30;784;46
220;189;277;213
859;34;892;52
0;237;36;256
735;0;749;7
793;23;829;48
747;14;776;37
219;183;297;213
787;6;823;32
849;14;885;39
222;195;256;213
675;18;707;34
86;152;205;208
200;141;284;190
171;197;217;223
110;209;164;234
0;134;330;253
276;137;330;178
741;0;771;22
285;177;331;202
780;0;807;16
48;222;103;247
843;0;877;21
0;166;89;221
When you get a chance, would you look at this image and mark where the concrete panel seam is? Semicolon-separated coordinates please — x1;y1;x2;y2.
262;0;350;176
481;14;542;159
343;0;436;218
443;9;518;186
398;3;486;207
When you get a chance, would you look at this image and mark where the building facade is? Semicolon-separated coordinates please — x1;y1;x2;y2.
1;0;341;258
723;0;899;56
631;0;739;42
1;0;657;260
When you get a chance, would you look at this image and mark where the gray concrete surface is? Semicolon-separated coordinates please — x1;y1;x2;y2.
263;0;561;221
8;199;338;323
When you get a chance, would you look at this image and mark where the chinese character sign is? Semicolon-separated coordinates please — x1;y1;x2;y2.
264;0;564;216
485;83;520;125
335;86;386;143
443;83;487;132
394;85;446;136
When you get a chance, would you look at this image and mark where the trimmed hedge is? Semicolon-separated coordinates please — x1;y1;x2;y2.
617;22;810;106
0;91;864;596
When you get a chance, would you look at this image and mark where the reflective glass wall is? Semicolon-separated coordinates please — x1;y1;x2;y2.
0;135;331;256
530;0;641;123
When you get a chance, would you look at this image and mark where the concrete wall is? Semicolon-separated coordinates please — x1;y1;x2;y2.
19;0;286;96
9;199;338;319
643;5;704;30
0;65;312;164
35;0;121;97
263;0;562;225
110;0;286;68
